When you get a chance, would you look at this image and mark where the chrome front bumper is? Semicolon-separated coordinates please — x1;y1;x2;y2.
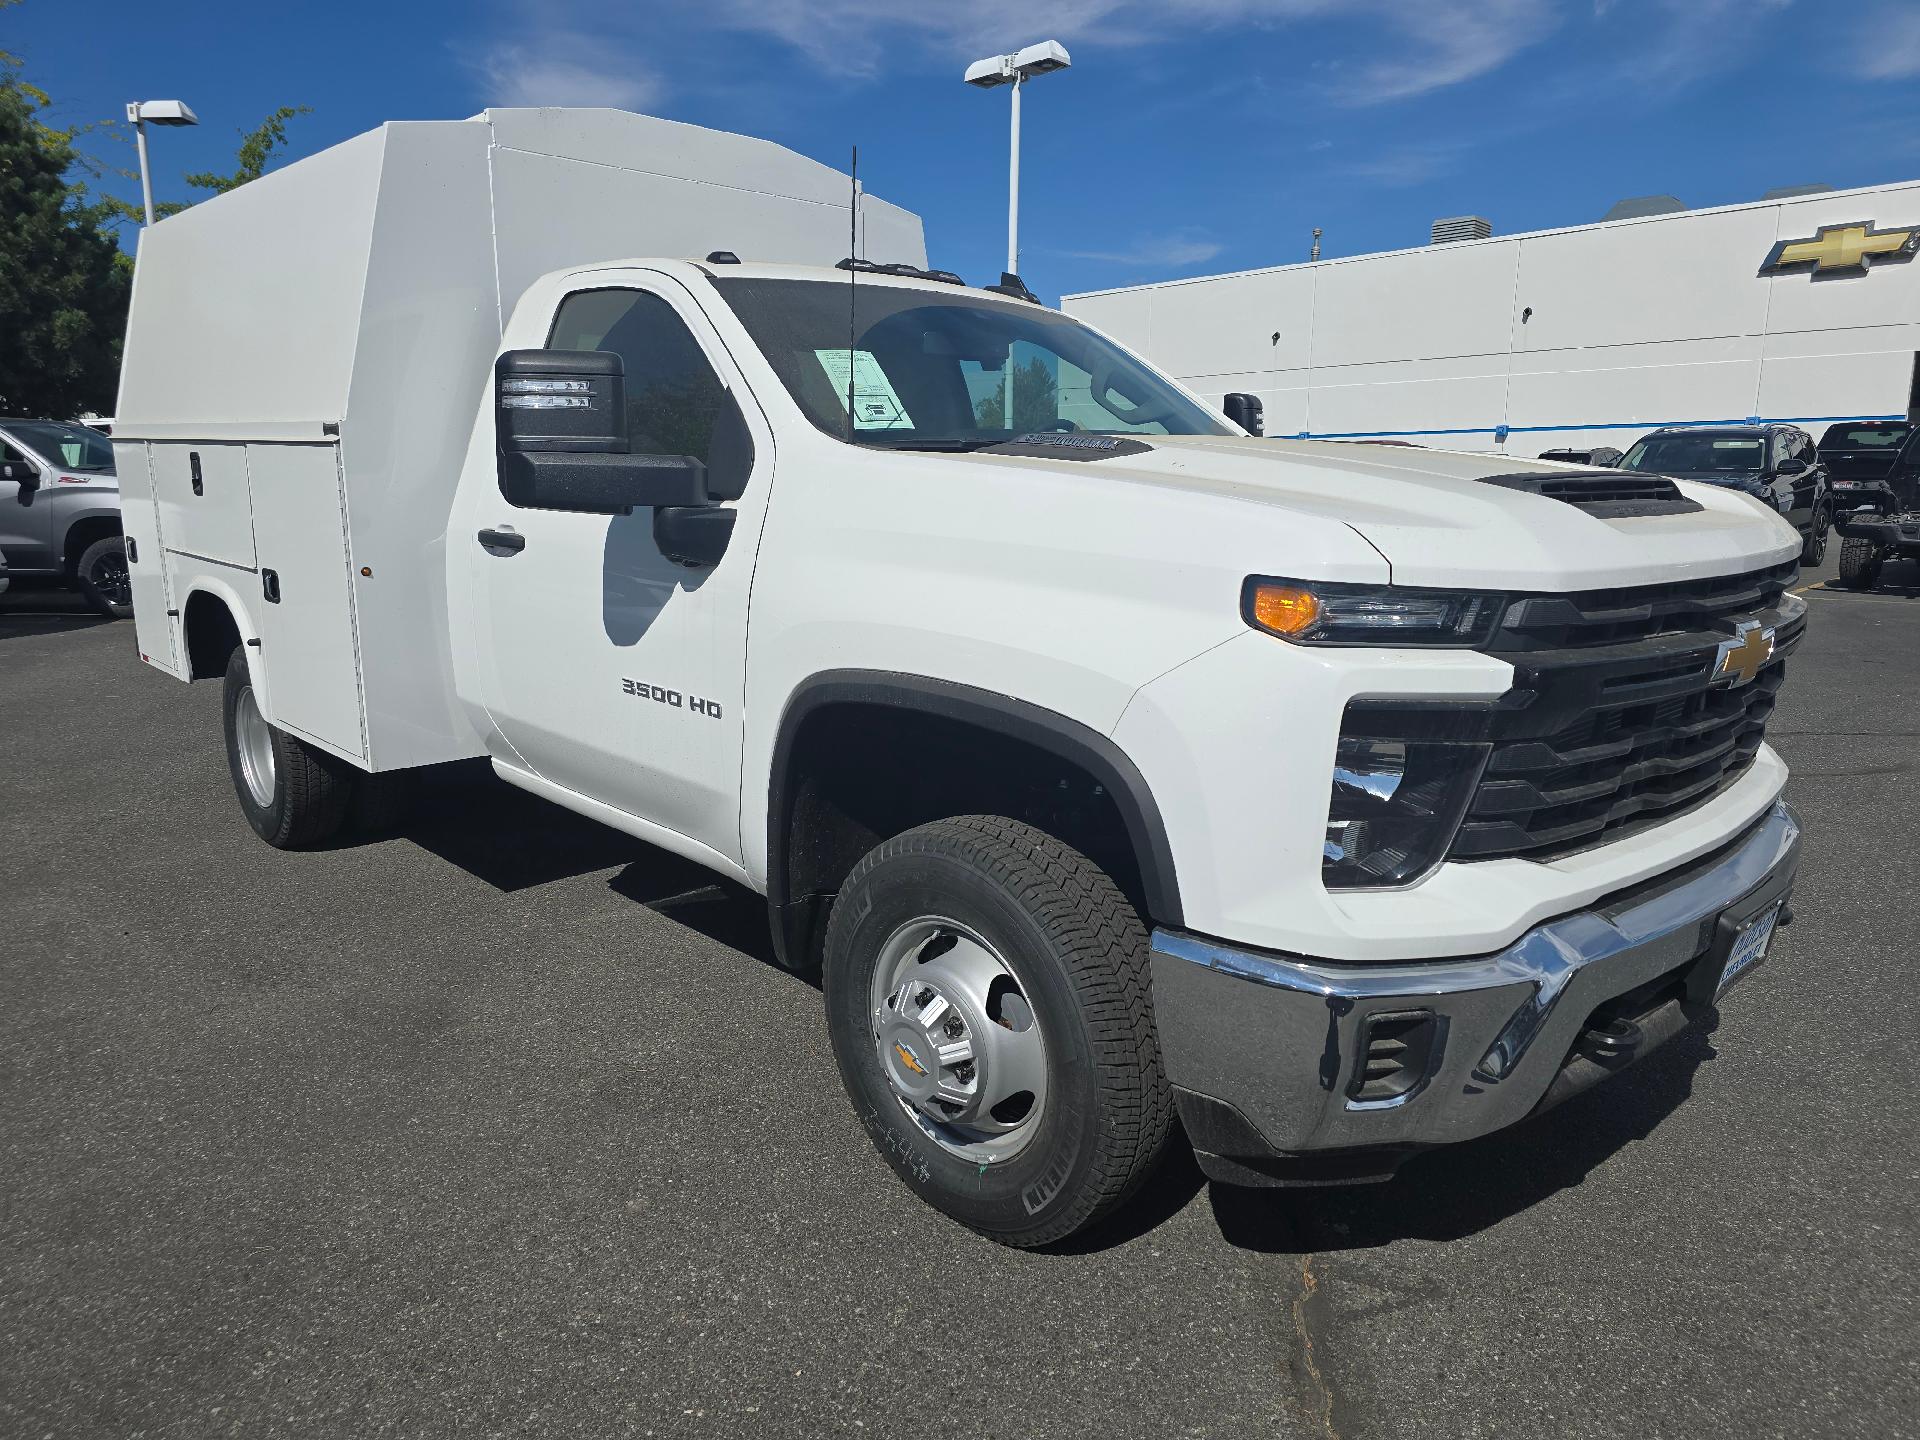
1149;801;1802;1183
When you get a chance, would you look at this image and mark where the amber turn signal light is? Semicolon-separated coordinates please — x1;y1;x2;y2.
1247;582;1322;637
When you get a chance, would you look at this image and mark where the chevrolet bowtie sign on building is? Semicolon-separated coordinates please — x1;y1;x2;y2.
1760;221;1920;277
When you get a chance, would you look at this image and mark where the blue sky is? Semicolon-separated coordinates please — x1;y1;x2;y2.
14;0;1920;302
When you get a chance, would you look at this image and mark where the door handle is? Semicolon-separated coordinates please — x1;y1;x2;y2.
478;527;526;554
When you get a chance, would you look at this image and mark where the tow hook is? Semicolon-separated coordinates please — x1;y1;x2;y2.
1576;1014;1643;1063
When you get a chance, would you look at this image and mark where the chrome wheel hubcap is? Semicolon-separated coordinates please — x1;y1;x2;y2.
234;685;277;808
869;917;1048;1163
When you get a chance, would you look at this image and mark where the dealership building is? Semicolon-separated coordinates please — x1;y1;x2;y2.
1061;179;1920;457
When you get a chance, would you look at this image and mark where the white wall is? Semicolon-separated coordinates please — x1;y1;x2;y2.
1064;180;1920;457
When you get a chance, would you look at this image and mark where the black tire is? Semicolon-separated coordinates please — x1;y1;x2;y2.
222;647;353;848
823;815;1174;1248
75;534;132;618
1799;504;1829;567
1837;535;1883;591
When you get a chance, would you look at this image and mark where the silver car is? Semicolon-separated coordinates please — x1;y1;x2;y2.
0;419;127;617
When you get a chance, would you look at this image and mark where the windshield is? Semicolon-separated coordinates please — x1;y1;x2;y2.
7;421;114;472
712;278;1233;449
1819;424;1911;450
1620;433;1764;474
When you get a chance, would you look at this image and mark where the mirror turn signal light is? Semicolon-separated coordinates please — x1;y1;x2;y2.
1247;582;1322;637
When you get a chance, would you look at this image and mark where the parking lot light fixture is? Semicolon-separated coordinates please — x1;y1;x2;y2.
125;99;199;227
964;40;1071;278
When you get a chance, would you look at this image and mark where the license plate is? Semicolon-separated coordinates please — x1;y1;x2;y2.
1718;904;1780;995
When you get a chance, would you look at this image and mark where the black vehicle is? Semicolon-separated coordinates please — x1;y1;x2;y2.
1617;424;1830;565
1821;422;1920;589
1536;445;1623;467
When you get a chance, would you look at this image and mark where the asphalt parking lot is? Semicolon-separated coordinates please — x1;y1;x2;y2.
3;558;1917;1440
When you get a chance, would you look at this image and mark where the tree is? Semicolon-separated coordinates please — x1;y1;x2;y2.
974;355;1060;431
0;57;130;416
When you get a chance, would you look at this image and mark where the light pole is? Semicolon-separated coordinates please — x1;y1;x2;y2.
964;40;1071;280
125;99;199;226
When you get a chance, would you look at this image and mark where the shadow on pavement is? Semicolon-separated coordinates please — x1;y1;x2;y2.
1208;1022;1721;1255
378;761;788;971
0;583;112;640
384;760;689;893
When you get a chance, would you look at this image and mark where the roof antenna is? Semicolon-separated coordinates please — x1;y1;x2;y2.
846;145;859;444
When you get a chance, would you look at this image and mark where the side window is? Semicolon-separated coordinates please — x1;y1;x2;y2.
549;289;730;465
1771;433;1793;469
0;437;26;465
1793;432;1815;464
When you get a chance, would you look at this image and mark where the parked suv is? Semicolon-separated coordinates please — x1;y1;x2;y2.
0;420;128;616
1618;425;1830;565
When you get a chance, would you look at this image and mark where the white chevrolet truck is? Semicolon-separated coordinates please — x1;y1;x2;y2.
115;110;1805;1246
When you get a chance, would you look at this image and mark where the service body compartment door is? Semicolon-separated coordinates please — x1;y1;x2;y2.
114;441;182;676
248;444;365;760
151;442;257;569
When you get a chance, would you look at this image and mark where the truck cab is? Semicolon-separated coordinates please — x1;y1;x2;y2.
113;110;1810;1247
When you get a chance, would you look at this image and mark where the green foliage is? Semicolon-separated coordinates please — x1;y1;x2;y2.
974;355;1060;431
0;57;130;416
182;105;312;195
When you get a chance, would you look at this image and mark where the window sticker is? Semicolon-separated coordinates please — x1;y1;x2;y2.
814;348;915;430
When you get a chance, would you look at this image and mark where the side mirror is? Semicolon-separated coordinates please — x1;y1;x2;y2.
1775;456;1808;477
495;349;710;514
1223;392;1265;437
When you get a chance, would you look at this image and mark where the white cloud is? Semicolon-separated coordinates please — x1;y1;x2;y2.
478;33;665;110
1060;230;1226;265
1347;140;1472;186
674;0;1559;102
1852;5;1920;79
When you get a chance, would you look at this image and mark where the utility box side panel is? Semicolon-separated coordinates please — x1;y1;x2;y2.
150;443;257;570
340;120;497;771
115;442;182;676
115;129;385;433
248;443;366;761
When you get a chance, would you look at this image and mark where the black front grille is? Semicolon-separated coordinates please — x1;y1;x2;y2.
1449;561;1804;862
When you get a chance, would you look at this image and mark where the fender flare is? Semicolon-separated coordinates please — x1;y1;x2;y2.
179;578;267;698
766;669;1184;929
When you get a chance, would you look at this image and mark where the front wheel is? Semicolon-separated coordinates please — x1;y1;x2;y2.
1799;505;1830;567
823;816;1174;1248
76;535;132;618
222;647;353;848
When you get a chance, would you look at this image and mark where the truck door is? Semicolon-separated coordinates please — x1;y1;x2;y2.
467;277;770;865
0;432;53;572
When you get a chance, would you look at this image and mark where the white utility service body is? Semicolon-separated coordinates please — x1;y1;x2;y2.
116;109;1808;1246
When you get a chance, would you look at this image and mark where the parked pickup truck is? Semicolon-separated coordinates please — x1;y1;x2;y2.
114;110;1808;1247
0;419;129;616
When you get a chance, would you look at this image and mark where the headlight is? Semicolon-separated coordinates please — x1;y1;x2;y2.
1243;578;1504;647
1324;705;1490;889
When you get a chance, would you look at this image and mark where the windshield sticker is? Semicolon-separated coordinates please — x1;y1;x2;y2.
814;349;915;430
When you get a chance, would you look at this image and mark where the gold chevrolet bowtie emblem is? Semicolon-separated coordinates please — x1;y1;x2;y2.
1712;620;1776;688
1761;221;1919;277
893;1041;928;1076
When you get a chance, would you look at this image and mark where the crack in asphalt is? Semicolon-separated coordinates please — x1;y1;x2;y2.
1289;1252;1345;1440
